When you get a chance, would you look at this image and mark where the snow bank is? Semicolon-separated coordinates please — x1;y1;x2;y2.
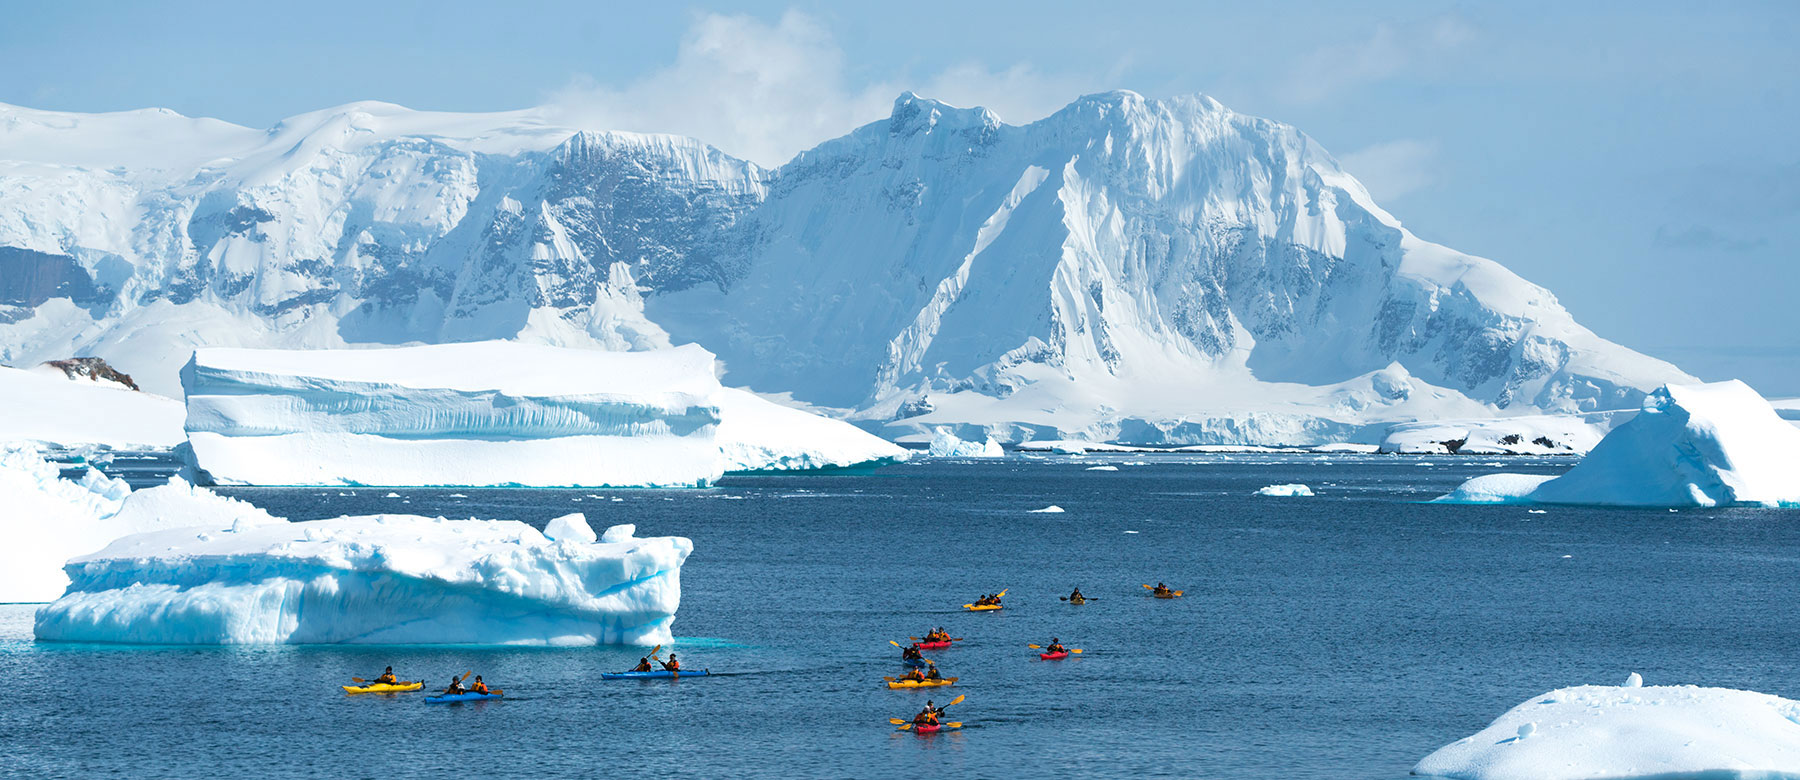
182;342;725;487
0;444;261;602
0;366;185;449
35;513;690;645
1438;381;1800;507
715;388;907;472
928;428;1004;458
1255;483;1315;497
1380;414;1613;455
1414;679;1800;780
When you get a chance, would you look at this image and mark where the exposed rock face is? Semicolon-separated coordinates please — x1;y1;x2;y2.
38;357;139;391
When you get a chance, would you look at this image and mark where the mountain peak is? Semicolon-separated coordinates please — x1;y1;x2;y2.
887;92;1002;136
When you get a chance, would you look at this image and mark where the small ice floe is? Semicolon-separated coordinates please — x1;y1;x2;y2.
1085;465;1119;471
1624;672;1643;688
1528;509;1547;514
448;493;468;499
1029;505;1066;513
384;492;401;498
1561;554;1573;559
1254;483;1314;497
1123;530;1140;534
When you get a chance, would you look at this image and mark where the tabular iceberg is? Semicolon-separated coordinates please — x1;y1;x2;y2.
1414;679;1800;780
35;512;690;645
1437;381;1800;507
715;387;908;472
182;341;726;487
0;365;185;449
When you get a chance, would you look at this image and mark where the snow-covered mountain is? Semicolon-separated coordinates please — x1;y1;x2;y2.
0;93;1694;444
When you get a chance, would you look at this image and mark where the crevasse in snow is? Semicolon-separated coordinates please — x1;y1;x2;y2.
1437;380;1800;507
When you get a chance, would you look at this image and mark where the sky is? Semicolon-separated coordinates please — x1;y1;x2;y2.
3;0;1796;393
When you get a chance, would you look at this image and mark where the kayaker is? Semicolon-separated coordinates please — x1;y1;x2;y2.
632;657;653;672
925;663;943;680
1046;638;1067;655
1068;587;1084;602
902;645;924;661
661;653;681;672
443;676;467;695
900;667;928;682
914;701;940;726
470;676;490;695
373;666;398;685
1153;582;1171;597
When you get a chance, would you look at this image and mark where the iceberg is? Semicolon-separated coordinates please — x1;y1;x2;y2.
1255;484;1315;497
715;388;908;472
35;512;690;645
183;341;726;488
1414;680;1800;780
0;444;259;602
928;428;1004;458
1438;381;1800;507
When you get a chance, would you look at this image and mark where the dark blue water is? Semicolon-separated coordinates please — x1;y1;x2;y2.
4;455;1798;778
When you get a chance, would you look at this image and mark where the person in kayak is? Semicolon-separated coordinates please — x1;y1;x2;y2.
373;666;399;685
1153;582;1172;597
443;676;467;695
925;663;943;680
1045;638;1067;655
1068;587;1084;602
660;653;681;672
902;645;924;661
899;666;928;682
632;657;654;672
913;701;940;726
470;676;490;695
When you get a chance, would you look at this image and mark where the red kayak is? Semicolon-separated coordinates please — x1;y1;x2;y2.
1039;651;1070;660
913;723;943;734
914;640;952;649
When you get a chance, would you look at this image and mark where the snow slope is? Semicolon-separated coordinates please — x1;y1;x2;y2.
182;341;725;487
0;94;1691;444
0;444;265;602
1414;680;1800;780
0;365;184;448
35;512;690;645
1438;380;1800;507
715;387;909;472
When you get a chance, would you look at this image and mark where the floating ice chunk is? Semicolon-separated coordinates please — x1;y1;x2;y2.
35;513;690;645
1029;505;1066;513
1085;465;1119;471
1414;683;1800;780
1255;483;1315;497
715;388;908;472
1438;381;1800;507
928;428;1004;458
1625;672;1643;688
544;513;598;543
384;492;401;498
1527;509;1547;514
600;524;636;543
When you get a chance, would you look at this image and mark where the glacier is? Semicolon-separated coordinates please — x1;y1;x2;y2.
0;93;1693;445
0;364;185;449
0;444;266;602
1414;678;1800;780
181;340;903;486
1437;380;1800;507
35;511;690;645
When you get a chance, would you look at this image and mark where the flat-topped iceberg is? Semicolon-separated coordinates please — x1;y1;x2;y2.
1414;678;1800;779
1438;381;1800;507
182;341;903;486
0;444;250;602
0;365;185;449
35;512;690;645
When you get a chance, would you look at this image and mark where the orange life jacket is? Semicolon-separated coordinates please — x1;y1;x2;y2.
472;682;489;694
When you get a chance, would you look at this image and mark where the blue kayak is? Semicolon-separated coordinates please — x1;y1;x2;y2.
600;669;710;680
904;658;928;668
425;691;503;704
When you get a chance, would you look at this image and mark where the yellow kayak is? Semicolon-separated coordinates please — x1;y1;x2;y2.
343;681;424;694
962;604;1002;611
886;677;958;689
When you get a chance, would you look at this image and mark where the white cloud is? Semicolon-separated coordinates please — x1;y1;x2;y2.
545;11;1109;167
1280;16;1474;104
1338;139;1441;201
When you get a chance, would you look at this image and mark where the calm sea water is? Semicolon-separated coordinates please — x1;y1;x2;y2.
4;454;1798;779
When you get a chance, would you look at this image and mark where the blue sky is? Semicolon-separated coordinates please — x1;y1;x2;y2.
4;1;1796;393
